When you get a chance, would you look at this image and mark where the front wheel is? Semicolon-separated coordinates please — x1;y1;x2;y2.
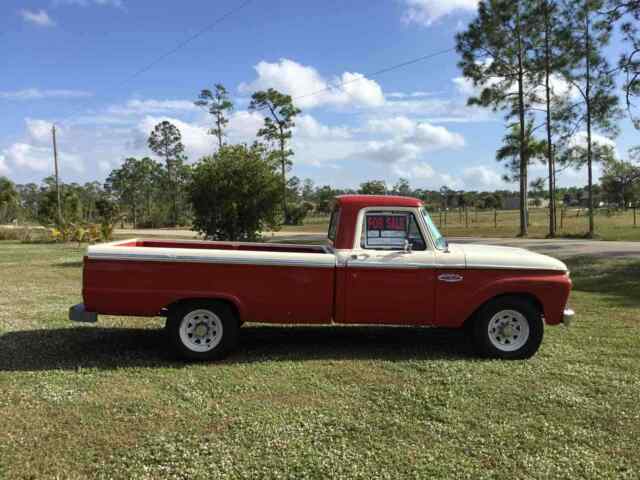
472;297;543;360
166;300;239;361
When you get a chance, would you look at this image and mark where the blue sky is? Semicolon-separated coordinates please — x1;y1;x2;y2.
1;0;638;191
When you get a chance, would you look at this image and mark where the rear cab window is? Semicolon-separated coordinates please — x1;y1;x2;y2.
327;208;341;245
360;211;426;251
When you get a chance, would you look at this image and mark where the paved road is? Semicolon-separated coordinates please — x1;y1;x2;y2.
448;237;640;260
116;228;640;259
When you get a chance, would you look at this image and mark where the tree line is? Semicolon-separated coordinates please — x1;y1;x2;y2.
456;0;640;237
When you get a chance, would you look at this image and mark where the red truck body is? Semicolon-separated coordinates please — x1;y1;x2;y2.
80;195;572;329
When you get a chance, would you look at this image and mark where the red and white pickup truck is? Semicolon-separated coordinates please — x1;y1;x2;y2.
70;195;573;360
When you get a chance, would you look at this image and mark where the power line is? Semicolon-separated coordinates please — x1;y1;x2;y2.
291;47;456;103
115;0;254;89
57;0;254;122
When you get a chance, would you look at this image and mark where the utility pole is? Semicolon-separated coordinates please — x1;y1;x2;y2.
52;125;63;225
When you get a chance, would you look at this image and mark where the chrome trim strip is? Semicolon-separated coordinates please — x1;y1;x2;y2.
346;261;435;269
438;264;566;272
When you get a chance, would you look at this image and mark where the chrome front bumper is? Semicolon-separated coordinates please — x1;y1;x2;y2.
69;303;98;323
562;308;575;327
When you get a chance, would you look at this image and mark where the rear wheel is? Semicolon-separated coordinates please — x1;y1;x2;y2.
472;297;543;360
166;300;239;361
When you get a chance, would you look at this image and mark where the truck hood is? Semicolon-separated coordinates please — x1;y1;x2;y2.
449;243;568;272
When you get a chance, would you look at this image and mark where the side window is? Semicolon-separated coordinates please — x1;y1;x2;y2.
360;212;426;251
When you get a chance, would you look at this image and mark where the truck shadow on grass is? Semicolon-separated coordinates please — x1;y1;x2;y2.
0;325;473;372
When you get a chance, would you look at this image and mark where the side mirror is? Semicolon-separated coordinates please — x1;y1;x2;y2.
403;239;413;253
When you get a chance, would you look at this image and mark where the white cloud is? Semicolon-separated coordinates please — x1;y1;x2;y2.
295;115;352;139
412;122;465;149
53;0;124;8
402;0;479;26
362;141;423;164
2;142;84;174
0;155;9;175
227;110;264;141
367;116;416;136
379;96;493;123
344;117;464;173
453;72;579;104
453;77;476;97
388;91;433;99
567;131;618;159
463;165;507;190
25;119;54;144
0;88;92;100
366;116;465;150
108;99;197;115
393;162;435;179
19;9;56;27
239;58;384;109
392;162;465;189
3;143;50;172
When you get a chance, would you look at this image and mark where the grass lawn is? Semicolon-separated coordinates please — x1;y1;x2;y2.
0;241;639;479
288;208;640;240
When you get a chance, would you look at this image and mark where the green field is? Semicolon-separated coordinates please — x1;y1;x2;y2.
293;208;640;240
1;241;639;479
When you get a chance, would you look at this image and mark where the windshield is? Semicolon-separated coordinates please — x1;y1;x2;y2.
421;207;447;250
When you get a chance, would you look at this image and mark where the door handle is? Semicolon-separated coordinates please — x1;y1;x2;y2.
350;253;369;260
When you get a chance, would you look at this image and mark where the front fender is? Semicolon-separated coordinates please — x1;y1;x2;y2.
435;269;572;327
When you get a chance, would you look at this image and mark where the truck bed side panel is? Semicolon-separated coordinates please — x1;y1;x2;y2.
83;258;335;324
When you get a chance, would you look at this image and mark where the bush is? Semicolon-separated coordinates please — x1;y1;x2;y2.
285;202;313;226
189;145;282;241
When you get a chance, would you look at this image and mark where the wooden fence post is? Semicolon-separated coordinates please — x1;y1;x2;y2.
494;209;497;229
560;208;564;230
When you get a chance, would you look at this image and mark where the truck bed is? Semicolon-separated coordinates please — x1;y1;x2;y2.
83;238;337;323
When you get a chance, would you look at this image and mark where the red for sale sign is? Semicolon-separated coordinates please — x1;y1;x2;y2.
366;215;407;232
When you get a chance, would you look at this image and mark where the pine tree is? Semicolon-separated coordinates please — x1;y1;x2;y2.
248;89;301;224
559;0;621;236
147;121;187;226
529;0;575;236
457;0;541;236
195;84;233;149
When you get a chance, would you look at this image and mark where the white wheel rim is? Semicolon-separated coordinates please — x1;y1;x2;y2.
179;309;223;353
487;309;530;352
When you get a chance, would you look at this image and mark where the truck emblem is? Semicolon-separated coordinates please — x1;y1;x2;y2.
438;273;463;283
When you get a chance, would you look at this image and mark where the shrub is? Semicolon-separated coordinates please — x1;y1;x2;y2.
189;145;282;241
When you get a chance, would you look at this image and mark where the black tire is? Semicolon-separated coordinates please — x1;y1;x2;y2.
166;300;240;361
471;296;543;360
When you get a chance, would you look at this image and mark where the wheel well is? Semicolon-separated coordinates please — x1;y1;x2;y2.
463;293;543;329
163;298;241;322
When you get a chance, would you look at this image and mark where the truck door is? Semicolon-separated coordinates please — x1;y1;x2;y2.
342;211;437;325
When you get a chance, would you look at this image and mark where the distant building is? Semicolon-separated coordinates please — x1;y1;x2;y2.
502;194;549;209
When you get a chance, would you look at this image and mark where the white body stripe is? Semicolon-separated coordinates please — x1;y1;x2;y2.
87;239;336;269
